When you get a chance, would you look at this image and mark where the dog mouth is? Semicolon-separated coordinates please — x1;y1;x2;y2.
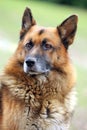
28;70;49;76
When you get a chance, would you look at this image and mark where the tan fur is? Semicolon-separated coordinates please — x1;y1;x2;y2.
0;8;78;130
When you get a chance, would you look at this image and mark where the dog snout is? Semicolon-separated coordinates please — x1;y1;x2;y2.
25;57;36;68
24;55;51;74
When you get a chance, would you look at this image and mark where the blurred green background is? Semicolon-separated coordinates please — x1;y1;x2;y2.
0;0;87;130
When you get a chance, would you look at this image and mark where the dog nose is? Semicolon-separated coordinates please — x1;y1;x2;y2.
26;58;36;68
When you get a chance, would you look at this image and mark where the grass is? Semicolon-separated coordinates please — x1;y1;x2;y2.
76;65;87;107
0;0;87;129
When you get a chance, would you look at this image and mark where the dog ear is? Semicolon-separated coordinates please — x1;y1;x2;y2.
57;15;78;49
20;7;36;39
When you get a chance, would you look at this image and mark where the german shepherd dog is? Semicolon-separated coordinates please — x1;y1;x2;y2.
0;7;78;130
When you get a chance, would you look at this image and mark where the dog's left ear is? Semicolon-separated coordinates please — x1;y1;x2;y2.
57;15;78;49
20;7;36;39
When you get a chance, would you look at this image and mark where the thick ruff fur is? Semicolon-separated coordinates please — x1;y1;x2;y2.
0;7;78;130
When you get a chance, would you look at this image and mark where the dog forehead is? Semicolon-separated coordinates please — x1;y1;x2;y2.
27;25;58;39
29;25;57;33
24;25;60;44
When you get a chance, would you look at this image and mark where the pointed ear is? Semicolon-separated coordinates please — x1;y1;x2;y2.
57;15;78;49
20;7;36;39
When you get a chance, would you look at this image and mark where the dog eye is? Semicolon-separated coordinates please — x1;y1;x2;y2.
25;40;34;50
42;40;53;50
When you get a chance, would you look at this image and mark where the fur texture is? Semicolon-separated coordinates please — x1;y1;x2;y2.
0;7;78;130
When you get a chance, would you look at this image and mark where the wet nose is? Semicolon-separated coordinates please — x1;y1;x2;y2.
26;58;36;68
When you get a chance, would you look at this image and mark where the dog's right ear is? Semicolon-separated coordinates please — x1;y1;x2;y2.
20;7;36;39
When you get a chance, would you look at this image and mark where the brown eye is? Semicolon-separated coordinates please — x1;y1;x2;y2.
41;39;53;50
25;40;34;50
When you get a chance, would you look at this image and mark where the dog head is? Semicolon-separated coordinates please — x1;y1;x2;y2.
16;7;78;76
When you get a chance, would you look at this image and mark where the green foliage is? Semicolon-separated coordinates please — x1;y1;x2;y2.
46;0;87;9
